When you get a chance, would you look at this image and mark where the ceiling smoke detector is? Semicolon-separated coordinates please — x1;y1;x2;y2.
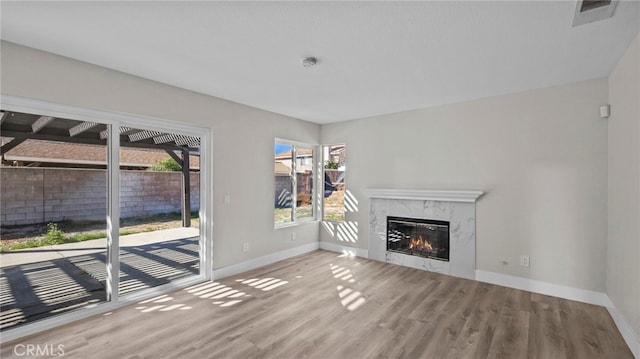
302;57;318;68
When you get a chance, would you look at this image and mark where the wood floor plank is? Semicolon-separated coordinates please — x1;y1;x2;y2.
446;282;500;358
527;293;569;359
0;250;633;359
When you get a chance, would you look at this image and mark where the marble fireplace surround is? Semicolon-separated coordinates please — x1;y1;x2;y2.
364;189;484;280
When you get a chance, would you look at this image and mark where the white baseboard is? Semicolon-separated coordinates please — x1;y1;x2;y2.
319;241;369;258
476;270;639;358
606;305;640;358
212;242;319;280
475;270;610;306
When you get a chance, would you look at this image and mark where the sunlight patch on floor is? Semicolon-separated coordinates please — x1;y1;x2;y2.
329;260;366;311
184;281;250;307
135;294;192;313
336;285;366;311
337;250;356;258
236;277;289;291
329;264;356;283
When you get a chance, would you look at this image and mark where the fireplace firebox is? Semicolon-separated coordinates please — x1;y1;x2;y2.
387;216;450;261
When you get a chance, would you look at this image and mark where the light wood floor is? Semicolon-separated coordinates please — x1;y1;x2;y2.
1;250;633;358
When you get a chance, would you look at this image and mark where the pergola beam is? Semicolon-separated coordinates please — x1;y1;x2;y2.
69;121;100;137
174;136;201;147
0;138;26;154
154;134;201;147
181;149;191;227
162;148;191;227
31;116;55;133
99;129;200;148
164;149;183;166
0;130;191;152
154;134;180;144
99;126;139;140
128;130;164;142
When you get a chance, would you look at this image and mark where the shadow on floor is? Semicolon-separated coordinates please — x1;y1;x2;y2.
0;237;199;330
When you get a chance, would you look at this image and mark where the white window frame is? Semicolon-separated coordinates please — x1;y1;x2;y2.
274;138;317;228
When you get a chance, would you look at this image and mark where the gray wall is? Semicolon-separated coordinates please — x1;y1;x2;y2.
1;167;200;226
607;33;640;338
321;78;609;292
0;41;321;268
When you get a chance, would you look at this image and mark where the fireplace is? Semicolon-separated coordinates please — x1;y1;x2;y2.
387;216;450;261
365;189;483;279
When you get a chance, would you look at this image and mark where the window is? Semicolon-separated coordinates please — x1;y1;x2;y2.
274;140;314;225
322;144;346;222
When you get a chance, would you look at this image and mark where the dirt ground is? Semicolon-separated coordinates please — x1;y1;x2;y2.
0;215;198;247
323;188;346;221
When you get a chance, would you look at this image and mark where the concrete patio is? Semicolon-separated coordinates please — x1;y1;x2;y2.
0;227;200;330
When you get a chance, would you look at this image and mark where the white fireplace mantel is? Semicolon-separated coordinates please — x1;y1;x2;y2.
363;188;484;203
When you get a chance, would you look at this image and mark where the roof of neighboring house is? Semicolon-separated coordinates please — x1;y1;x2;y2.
274;162;291;176
1;138;200;169
274;147;313;160
327;145;345;155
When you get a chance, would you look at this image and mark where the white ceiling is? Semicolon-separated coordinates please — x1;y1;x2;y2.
1;1;639;124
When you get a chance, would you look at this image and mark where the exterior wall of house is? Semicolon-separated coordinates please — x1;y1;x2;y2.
321;78;609;292
0;41;321;268
0;167;200;226
607;33;640;339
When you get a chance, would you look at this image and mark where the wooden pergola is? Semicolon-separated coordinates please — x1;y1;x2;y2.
0;110;199;227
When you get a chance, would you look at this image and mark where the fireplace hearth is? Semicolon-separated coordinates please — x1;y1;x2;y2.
387;216;449;261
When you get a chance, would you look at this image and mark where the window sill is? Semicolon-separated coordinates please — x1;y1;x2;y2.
274;219;317;229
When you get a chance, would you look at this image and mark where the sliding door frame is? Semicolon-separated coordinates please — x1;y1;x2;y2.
0;95;213;342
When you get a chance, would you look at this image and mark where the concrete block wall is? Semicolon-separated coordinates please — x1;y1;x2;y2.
1;168;46;225
274;172;313;207
43;168;107;223
1;167;200;226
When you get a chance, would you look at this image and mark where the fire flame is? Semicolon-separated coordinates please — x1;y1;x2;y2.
409;235;433;252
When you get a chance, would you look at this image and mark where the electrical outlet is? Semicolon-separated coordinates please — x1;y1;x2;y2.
242;243;249;252
520;255;530;267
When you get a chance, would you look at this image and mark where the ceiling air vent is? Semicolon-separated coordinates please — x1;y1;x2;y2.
573;0;618;26
580;0;611;12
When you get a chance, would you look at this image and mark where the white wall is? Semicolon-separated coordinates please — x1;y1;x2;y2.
607;33;640;339
321;78;609;292
0;41;321;269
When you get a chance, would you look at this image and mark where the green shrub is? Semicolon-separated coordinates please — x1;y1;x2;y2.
324;161;340;169
149;158;182;172
46;222;66;244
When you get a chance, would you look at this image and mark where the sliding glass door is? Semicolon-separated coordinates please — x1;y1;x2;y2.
0;105;208;334
0;113;110;329
117;125;201;296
